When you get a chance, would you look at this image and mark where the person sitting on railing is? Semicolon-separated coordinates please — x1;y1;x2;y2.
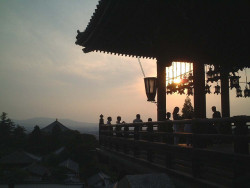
116;116;122;137
116;116;121;124
173;107;182;145
133;114;143;123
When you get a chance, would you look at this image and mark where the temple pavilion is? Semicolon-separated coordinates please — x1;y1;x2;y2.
76;0;250;120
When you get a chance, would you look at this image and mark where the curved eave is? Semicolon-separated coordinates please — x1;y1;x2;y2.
76;0;250;68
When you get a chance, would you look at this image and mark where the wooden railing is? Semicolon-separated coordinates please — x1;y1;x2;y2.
98;115;250;187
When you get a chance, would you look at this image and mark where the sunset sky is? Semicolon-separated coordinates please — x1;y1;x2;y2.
0;0;249;123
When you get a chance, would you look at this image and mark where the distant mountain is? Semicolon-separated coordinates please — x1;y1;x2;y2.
13;117;98;135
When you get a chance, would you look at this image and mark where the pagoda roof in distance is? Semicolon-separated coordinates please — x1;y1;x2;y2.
76;0;250;68
41;119;71;133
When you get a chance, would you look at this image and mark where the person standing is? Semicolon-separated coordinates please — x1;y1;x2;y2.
173;107;181;145
166;112;171;120
133;114;143;123
212;106;221;118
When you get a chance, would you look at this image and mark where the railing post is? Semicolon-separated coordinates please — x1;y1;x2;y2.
133;123;140;157
147;122;154;162
233;116;249;184
191;119;202;178
233;116;249;154
99;114;104;145
123;124;129;154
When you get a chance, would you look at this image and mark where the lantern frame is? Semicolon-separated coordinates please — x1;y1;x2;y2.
205;84;211;94
236;87;243;97
230;75;241;89
214;84;221;95
144;77;157;101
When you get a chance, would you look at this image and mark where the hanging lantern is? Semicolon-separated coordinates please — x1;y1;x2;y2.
166;83;172;95
144;77;157;101
188;73;193;82
230;75;241;89
236;87;243;97
206;67;214;83
213;66;221;82
181;75;189;84
205;84;211;94
214;84;221;95
244;87;250;97
187;87;193;96
178;84;185;95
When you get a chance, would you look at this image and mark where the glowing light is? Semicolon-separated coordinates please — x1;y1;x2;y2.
174;78;181;83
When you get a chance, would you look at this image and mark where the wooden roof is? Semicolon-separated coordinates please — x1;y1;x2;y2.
76;0;250;68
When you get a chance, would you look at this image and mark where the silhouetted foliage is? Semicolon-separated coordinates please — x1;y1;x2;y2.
181;97;194;119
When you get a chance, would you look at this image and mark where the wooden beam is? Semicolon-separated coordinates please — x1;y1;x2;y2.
193;63;206;118
221;70;230;117
157;60;166;121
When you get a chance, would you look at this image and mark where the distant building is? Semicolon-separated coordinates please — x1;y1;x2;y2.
24;163;51;182
41;119;71;133
59;159;80;183
115;173;174;188
0;151;41;167
87;171;112;188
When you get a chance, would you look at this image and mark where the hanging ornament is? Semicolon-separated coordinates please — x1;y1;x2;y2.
244;86;250;98
236;87;243;97
206;66;214;83
187;87;193;96
181;75;189;84
188;73;193;82
213;66;221;82
178;84;185;95
214;84;221;95
229;74;241;89
205;84;211;94
166;83;173;95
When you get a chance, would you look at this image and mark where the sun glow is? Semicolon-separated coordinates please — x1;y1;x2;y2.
166;62;193;84
174;78;181;83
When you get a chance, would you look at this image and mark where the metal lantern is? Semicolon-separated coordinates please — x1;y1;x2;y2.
205;84;211;94
206;67;214;82
166;83;172;95
144;77;157;101
181;76;189;84
187;87;193;96
214;84;221;95
178;84;185;95
188;73;193;82
230;75;241;89
244;87;250;97
236;87;242;97
213;70;220;82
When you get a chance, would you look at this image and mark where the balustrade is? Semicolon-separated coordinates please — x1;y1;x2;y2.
98;115;250;186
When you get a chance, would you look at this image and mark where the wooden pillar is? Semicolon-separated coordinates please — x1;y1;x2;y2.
157;60;166;121
221;70;230;117
193;63;206;118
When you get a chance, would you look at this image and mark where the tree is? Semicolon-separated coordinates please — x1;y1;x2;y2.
181;97;194;119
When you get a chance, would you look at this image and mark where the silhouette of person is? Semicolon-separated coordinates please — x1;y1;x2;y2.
166;112;171;120
133;114;143;123
173;107;181;145
212;106;221;118
116;116;121;124
212;106;222;135
107;116;112;125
